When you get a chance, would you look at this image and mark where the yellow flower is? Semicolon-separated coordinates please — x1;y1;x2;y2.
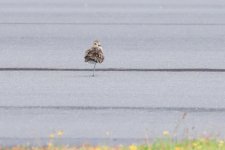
175;147;183;150
219;140;224;147
49;133;55;139
163;131;170;136
129;144;137;150
197;145;202;150
101;146;108;150
192;142;198;147
48;142;53;147
95;147;101;150
57;130;64;137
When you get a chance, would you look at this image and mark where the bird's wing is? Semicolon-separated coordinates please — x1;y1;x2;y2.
84;48;92;57
84;48;98;62
97;47;104;63
84;47;104;63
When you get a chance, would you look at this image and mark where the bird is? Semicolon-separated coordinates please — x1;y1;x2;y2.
84;40;104;77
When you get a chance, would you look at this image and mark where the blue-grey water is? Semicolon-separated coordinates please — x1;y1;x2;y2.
0;0;225;146
0;105;225;146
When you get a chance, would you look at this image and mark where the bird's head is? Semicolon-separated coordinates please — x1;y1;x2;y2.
92;40;101;48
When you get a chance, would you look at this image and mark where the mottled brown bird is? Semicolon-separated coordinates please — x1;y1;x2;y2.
84;40;104;76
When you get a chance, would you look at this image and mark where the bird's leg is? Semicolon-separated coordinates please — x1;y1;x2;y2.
92;62;96;77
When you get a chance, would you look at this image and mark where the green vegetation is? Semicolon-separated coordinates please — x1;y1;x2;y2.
1;114;223;150
1;136;225;150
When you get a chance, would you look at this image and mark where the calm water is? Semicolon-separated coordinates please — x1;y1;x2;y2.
0;0;225;146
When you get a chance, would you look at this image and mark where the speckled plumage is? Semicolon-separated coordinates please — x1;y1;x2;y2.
84;40;104;64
